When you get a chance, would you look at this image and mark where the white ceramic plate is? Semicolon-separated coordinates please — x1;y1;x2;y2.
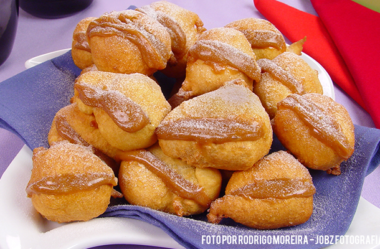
24;48;71;69
1;50;377;249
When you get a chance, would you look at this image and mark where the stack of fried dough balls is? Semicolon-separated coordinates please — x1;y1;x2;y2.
26;1;355;230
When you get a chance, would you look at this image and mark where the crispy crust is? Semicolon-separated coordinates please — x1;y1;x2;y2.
72;71;171;151
207;151;315;229
254;52;323;118
178;28;259;99
118;144;222;216
71;17;96;69
87;10;172;75
273;94;355;172
158;82;272;170
27;142;117;223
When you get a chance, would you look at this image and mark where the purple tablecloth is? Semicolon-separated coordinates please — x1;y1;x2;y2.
0;1;379;248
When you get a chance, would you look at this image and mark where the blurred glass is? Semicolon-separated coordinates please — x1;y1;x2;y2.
20;0;93;19
0;0;19;67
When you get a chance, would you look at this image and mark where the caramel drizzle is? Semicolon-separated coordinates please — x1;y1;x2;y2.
26;172;117;197
73;32;91;52
137;5;187;59
156;118;263;144
74;82;149;133
56;114;90;146
55;111;119;172
279;94;353;159
87;11;170;69
116;150;212;207
241;30;286;51
257;59;305;94
188;40;261;82
229;178;315;199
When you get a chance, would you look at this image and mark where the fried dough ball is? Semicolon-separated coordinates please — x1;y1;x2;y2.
207;151;315;229
80;63;98;75
117;143;222;216
48;103;121;174
273;93;355;175
226;18;307;58
157;80;272;171
225;18;287;60
26;141;118;223
71;17;96;70
137;1;206;78
72;71;171;151
87;10;172;75
177;27;261;99
254;52;323;118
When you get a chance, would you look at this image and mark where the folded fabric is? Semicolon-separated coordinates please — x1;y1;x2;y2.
0;52;81;149
310;0;380;129
253;0;374;122
0;52;380;249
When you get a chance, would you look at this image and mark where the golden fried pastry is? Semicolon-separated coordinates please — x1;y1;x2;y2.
137;1;206;78
207;151;315;229
253;52;323;118
48;103;121;173
225;18;286;60
80;63;98;75
71;71;171;151
117;143;222;216
226;18;307;59
287;36;307;55
87;10;172;75
177;27;261;99
26;141;118;223
273;93;355;175
71;17;96;70
157;80;272;171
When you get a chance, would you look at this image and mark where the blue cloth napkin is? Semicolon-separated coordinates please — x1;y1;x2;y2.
0;51;379;249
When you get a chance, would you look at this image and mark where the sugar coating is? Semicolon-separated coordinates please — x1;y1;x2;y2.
162;83;267;125
258;58;304;94
28;141;117;194
279;94;353;158
88;10;171;64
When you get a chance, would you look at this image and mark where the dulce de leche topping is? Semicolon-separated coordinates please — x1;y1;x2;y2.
75;82;149;133
257;58;305;95
56;114;90;146
241;30;286;51
278;94;354;159
55;110;119;172
156;118;264;144
26;172;117;197
73;32;91;52
229;178;316;199
87;10;171;70
188;40;261;82
136;5;187;59
26;142;118;197
116;150;212;207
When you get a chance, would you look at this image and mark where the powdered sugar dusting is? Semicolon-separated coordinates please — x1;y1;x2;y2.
258;58;304;94
27;141;117;195
189;39;261;82
87;10;171;68
163;83;266;123
279;94;353;158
